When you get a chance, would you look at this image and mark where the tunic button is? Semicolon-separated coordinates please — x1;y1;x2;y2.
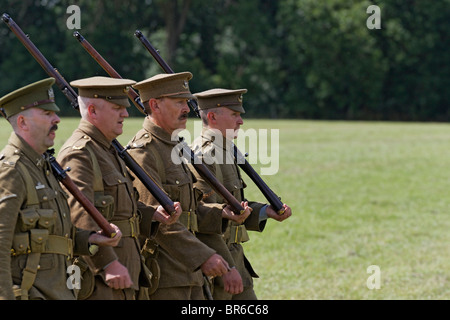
42;196;48;201
46;170;50;176
176;180;180;185
118;179;122;183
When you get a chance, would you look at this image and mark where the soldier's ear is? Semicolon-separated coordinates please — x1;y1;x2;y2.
87;104;97;117
16;113;29;131
207;111;217;124
148;98;160;113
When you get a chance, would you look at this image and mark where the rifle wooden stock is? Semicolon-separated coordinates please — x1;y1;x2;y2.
135;30;285;215
47;151;116;237
75;31;244;215
2;13;176;216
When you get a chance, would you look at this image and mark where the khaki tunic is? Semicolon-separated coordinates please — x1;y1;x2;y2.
0;133;92;300
57;120;147;299
191;128;267;300
127;118;225;294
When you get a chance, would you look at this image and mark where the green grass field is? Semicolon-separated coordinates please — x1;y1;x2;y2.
1;117;449;300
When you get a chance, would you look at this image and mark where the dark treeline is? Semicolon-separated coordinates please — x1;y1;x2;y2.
0;0;449;120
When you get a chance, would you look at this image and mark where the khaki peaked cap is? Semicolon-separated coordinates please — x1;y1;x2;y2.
194;88;247;113
70;76;136;107
0;78;59;119
133;72;194;102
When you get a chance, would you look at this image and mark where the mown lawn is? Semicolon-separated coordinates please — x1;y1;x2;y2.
1;117;449;299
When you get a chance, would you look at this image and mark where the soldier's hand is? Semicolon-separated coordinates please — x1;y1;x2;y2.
222;201;252;224
88;223;122;247
201;253;230;278
267;204;292;222
153;202;182;225
104;260;133;290
222;267;244;295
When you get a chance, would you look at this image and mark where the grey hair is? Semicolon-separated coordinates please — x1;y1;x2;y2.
199;107;222;126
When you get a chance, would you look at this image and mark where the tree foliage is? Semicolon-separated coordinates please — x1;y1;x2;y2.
0;0;449;120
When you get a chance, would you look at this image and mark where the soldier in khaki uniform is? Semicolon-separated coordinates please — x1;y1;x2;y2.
57;77;181;300
0;78;121;300
128;72;251;299
191;88;292;300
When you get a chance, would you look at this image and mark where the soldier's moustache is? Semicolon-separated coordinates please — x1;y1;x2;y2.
49;124;58;133
179;113;188;120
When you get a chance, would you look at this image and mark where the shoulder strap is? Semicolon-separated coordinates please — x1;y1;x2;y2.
15;161;40;208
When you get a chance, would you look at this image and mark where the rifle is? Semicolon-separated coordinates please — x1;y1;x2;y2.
73;31;245;215
2;13;176;217
135;30;285;215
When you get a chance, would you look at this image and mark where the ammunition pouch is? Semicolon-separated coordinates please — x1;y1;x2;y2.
11;232;73;258
17;208;56;233
94;192;115;220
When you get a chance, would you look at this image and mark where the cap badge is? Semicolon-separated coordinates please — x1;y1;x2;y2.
48;88;55;100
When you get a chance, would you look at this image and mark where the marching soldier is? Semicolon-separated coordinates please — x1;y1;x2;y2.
191;88;292;299
57;76;181;300
128;72;251;299
0;78;122;300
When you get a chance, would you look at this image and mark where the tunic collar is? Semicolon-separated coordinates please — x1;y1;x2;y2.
77;119;112;149
143;117;179;146
8;132;46;168
201;127;235;152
